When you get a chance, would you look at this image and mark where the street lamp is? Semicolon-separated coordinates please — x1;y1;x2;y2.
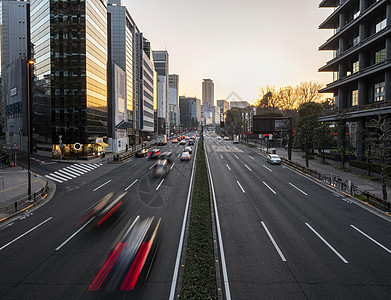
27;59;34;198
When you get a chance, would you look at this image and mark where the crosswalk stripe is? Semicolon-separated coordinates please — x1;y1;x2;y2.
62;167;82;176
44;175;63;183
56;169;77;178
71;164;91;172
66;166;87;174
75;164;94;171
47;173;68;181
54;171;74;180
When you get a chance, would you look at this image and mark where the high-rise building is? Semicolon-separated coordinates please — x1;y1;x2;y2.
169;74;179;132
0;0;30;149
179;96;201;129
217;99;229;123
318;0;391;159
30;0;108;158
153;50;169;134
202;79;214;106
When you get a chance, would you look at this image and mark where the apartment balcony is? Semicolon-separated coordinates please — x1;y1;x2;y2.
319;101;391;122
319;0;386;50
319;25;391;72
320;59;391;93
319;0;340;8
319;0;349;29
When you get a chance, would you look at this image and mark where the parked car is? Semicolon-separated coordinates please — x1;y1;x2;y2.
267;154;281;165
184;146;192;154
180;152;191;161
149;148;160;159
135;148;147;157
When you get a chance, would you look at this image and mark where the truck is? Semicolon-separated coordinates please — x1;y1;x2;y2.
156;134;167;146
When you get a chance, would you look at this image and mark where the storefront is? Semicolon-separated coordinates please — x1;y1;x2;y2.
52;142;108;159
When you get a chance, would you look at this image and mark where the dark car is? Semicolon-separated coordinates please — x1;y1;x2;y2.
159;151;173;163
188;140;194;146
149;148;160;159
135;148;147;157
153;159;170;177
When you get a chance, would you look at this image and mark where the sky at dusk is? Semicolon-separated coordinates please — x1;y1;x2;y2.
123;0;334;104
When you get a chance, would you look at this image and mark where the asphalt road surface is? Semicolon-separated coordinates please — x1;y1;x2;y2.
205;135;391;300
0;138;197;300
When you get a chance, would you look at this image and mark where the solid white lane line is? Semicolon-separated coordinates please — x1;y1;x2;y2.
44;175;63;183
263;181;276;194
220;155;223;159
0;217;53;251
245;164;252;172
178;154;181;158
350;225;391;254
226;164;231;171
54;171;73;180
237;181;246;193
289;182;308;196
55;217;95;251
93;180;111;192
62;168;81;177
305;223;348;263
156;179;164;191
234;154;239;159
204;143;232;300
125;179;138;191
56;170;77;178
249;155;254;160
170;163;175;170
263;165;272;172
261;221;286;262
149;163;156;170
47;173;68;182
170;140;198;300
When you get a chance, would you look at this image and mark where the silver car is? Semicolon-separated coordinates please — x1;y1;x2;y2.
267;154;281;165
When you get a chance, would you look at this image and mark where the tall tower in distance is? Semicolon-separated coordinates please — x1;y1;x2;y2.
202;79;214;106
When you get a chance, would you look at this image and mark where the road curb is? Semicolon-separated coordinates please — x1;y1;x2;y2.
0;175;56;226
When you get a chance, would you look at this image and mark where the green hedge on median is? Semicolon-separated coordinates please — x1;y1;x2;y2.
180;138;217;300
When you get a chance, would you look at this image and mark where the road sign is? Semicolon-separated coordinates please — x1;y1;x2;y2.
12;143;17;153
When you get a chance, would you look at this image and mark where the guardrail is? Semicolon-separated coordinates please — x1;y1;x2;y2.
259;148;391;213
0;181;49;216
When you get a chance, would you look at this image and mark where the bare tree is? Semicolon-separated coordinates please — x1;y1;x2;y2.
295;81;324;108
367;114;391;201
256;85;279;111
277;86;297;110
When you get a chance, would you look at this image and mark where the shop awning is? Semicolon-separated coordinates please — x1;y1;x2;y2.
97;142;109;147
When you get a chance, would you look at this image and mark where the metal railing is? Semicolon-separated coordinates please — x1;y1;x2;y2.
0;181;49;216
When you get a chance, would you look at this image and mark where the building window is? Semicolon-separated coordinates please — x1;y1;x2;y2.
352;90;358;106
374;82;385;102
353;36;359;46
375;19;386;33
353;11;360;19
375;48;386;64
352;61;359;73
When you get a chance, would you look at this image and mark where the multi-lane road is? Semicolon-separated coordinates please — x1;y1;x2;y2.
205;135;391;300
1;134;390;299
0;139;197;299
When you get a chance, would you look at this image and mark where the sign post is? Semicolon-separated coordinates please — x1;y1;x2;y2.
59;135;63;160
74;143;81;161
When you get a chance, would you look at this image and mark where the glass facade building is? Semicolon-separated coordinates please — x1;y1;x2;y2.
30;0;108;158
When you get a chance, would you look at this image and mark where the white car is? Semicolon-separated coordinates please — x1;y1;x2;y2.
267;154;281;165
223;136;229;141
184;146;193;154
180;152;191;161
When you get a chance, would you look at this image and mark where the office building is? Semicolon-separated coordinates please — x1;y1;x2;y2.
0;0;29;150
169;74;180;132
318;0;391;159
230;100;251;109
202;78;214;106
31;0;108;158
153;50;169;134
179;96;201;129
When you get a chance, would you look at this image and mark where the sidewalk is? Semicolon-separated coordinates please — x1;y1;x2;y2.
262;146;390;200
0;166;47;206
